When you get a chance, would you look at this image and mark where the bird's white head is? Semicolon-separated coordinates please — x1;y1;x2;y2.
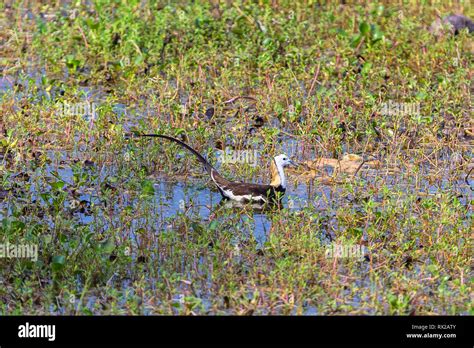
274;154;296;168
271;154;297;189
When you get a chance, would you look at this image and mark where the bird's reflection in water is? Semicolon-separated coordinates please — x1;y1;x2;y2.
217;198;283;212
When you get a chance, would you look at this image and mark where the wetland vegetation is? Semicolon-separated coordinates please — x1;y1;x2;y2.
0;1;472;315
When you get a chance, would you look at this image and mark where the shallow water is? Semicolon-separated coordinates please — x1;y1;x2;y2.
1;70;472;314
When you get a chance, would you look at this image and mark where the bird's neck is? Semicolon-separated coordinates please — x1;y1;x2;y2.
270;160;286;189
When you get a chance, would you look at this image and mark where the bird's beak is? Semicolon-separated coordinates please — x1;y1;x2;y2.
289;160;298;168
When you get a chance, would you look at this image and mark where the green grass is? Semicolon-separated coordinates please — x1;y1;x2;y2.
0;1;472;315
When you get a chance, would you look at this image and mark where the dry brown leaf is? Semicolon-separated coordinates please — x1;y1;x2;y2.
289;154;384;180
342;153;363;161
305;155;381;175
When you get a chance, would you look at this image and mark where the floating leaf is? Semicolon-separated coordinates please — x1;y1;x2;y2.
191;222;203;234
11;220;26;232
415;91;428;100
99;238;115;254
52;255;66;271
65;55;80;70
141;180;155;196
336;28;347;37
350;34;362;48
372;29;384;42
361;62;372;76
209;220;219;231
50;180;65;190
359;22;370;35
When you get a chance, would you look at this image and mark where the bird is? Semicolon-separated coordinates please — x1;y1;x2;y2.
135;134;297;204
429;14;474;35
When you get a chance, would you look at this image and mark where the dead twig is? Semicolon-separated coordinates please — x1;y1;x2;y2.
352;159;368;179
223;96;257;104
465;167;473;191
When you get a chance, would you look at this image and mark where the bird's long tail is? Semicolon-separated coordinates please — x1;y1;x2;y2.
135;133;217;176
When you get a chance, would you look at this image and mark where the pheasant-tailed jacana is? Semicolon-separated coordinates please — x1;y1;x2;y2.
136;134;296;204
